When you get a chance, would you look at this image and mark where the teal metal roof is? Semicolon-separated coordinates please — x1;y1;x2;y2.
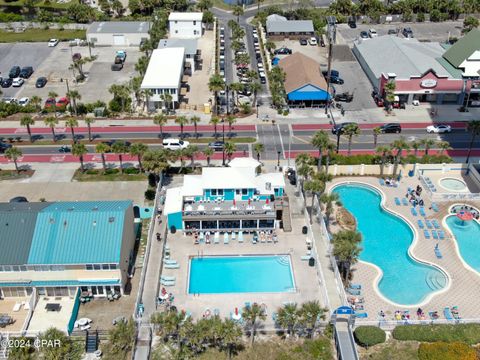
0;279;121;287
436;57;464;79
27;201;132;265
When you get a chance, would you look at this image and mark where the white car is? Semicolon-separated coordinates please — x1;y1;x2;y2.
2;97;17;104
162;138;189;150
48;38;59;47
426;124;452;133
368;29;378;38
309;37;318;46
12;78;24;87
18;97;30;106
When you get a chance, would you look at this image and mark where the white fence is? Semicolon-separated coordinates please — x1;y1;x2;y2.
356;317;480;331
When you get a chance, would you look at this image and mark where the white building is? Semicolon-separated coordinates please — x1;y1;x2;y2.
158;38;199;73
86;21;150;46
168;12;203;39
141;48;185;110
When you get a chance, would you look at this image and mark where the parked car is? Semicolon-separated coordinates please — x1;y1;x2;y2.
208;141;224;151
322;70;340;78
348;17;357;28
380;123;402;133
58;145;71;153
309;37;318;46
111;63;123;71
388;29;397;35
56;97;70;108
48;38;59;47
44;98;56;108
274;47;292;55
334;92;353;102
286;168;296;185
368;29;378;38
163;138;189;150
426;124;451;133
18;97;30;107
319;34;326;47
374;96;384;107
115;50;127;63
299;38;308;46
19;66;33;79
0;142;12;153
330;76;344;85
332;122;358;135
9;66;20;78
2;97;16;104
9;196;27;202
1;78;12;88
12;78;24;87
35;77;48;88
360;31;369;39
402;27;414;38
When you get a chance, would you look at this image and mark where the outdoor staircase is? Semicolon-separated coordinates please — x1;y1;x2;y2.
279;197;292;232
85;330;99;353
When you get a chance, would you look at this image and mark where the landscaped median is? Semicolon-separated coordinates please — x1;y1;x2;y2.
0;169;34;180
72;168;147;182
0;29;86;43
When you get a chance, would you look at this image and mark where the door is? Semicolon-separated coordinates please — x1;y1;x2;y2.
113;35;125;45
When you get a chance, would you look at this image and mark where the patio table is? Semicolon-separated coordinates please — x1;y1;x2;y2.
45;303;61;312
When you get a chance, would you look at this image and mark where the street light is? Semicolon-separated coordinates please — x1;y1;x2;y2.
277;151;281;167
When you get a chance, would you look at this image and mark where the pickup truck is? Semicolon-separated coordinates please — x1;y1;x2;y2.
115;50;127;63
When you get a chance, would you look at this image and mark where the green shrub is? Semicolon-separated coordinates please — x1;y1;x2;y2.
104;168;119;175
85;169;98;175
418;341;476;360
145;189;156;201
354;326;386;347
124;167;140;174
393;324;480;345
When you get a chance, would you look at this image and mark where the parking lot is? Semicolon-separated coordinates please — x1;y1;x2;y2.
337;21;463;46
272;39;329;66
1;41;141;104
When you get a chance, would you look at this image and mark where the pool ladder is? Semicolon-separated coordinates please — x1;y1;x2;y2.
276;255;290;266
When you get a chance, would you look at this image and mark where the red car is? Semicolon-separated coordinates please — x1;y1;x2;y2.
56;97;70;108
44;98;56;108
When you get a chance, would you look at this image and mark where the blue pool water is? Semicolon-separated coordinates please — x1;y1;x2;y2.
188;255;295;294
333;184;447;305
445;216;480;272
139;207;153;219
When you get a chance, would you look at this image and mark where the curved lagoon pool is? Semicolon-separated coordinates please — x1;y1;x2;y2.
445;216;480;272
333;184;447;305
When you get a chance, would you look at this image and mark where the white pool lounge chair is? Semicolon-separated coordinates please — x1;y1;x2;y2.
214;232;220;244
224;232;229;244
164;263;180;269
238;231;244;243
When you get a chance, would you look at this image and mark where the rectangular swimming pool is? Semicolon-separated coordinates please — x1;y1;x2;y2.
188;255;295;294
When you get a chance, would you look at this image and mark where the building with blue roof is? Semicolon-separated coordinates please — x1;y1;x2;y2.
0;201;135;299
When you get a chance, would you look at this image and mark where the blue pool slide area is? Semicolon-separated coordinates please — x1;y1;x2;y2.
333;184;447;305
188;256;295;294
446;215;480;272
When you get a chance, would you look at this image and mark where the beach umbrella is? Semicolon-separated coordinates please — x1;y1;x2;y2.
248;199;251;205
235;307;238;315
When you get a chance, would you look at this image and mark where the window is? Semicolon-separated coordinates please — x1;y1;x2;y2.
93;264;101;270
211;189;217;196
97;286;104;295
110;264;117;270
218;189;224;196
194;30;198;35
193;21;196;25
20;266;27;272
4;266;11;272
175;21;177;24
242;189;248;195
102;264;110;270
236;189;240;195
86;264;93;271
12;266;19;272
0;266;3;272
171;88;176;94
175;30;178;34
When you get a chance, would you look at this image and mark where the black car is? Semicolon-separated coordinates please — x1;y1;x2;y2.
299;38;308;46
59;145;71;153
330;76;344;85
35;77;47;88
332;122;358;135
0;141;12;152
1;78;12;88
334;92;354;102
380;123;402;133
360;31;369;39
286;168;297;185
9;196;28;203
402;27;414;38
208;141;224;151
388;29;397;35
274;47;292;55
19;66;34;79
9;66;20;78
322;69;340;78
347;17;356;28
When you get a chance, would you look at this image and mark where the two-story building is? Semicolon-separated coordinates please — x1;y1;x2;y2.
168;12;203;39
164;158;287;232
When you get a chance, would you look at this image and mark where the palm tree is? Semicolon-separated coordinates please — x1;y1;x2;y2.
276;303;299;338
153;114;168;138
112;141;128;173
84;117;95;142
343;123;360;155
208;74;225;115
30;95;42;111
44;117;59;142
325;143;335;174
210;116;220;138
20;115;35;143
224;141;236;163
67;89;81;115
175;116;188;138
130;143;148;171
466;120;480;164
220;319;242;360
95;142;110;173
373;127;382;148
242;303;266;346
232;5;244;23
103;318;136;358
65;118;78;142
304;178;325;223
420;138;435;156
161;93;173;112
253;143;264;162
226;115;236;138
143;149;171;176
5;147;22;173
298;301;328;339
184;145;199;169
230;82;243;105
249;82;262;108
376;145;391;177
203;147;214;167
48;91;58;118
410;140;421;157
72;143;88;172
311;130;330;172
384;80;396;112
320;192;340;229
190;116;201;138
38;328;80;360
437;140;451;155
333;230;362;282
391;137;409;177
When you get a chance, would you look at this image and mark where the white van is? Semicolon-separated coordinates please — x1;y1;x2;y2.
163;138;190;150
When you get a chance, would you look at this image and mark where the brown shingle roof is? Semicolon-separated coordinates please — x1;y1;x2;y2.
278;53;327;94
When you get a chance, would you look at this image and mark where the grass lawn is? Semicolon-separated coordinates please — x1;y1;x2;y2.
359;340;419;360
0;29;86;43
0;0;76;9
0;169;34;180
73;168;147;182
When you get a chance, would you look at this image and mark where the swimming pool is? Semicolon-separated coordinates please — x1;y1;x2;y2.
333;184;447;305
188;255;295;294
439;178;467;192
445;216;480;273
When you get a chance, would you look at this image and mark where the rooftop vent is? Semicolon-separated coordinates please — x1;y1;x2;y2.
63;220;67;227
49;218;55;224
109;217;115;223
5;223;8;226
92;207;99;211
93;220;97;226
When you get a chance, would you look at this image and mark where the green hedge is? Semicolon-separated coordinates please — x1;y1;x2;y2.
393;324;480;345
124;167;140;175
324;153;452;166
354;326;386;347
418;342;477;360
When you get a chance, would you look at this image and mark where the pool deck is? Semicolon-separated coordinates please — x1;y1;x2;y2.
328;176;480;323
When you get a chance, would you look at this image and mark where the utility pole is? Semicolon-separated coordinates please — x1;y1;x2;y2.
325;16;336;115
